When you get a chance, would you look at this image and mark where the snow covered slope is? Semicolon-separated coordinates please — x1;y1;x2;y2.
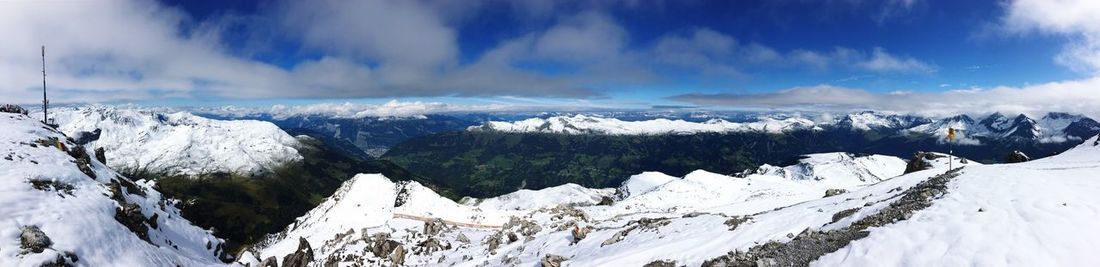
460;184;616;211
242;151;919;266
51;106;302;177
249;134;1100;266
815;135;1100;266
0;111;228;266
745;152;907;189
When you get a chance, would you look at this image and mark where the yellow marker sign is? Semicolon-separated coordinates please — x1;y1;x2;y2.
948;127;955;141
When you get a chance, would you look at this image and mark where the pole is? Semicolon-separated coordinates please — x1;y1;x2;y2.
41;46;48;124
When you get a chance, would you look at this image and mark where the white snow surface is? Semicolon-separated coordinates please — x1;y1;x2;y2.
750;152;908;189
815;135;1100;266
246;151;934;266
460;184;616;211
51;106;303;177
0;113;226;266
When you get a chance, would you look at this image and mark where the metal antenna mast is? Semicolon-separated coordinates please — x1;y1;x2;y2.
41;46;49;124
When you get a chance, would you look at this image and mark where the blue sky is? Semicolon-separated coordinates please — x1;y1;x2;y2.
2;0;1099;116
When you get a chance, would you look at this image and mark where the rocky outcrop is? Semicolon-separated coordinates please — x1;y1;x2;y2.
824;188;848;197
903;151;942;174
0;104;29;115
94;147;107;164
72;129;102;145
114;202;153;243
259;256;278;267
1005;150;1030;163
423;218;447;236
281;238;314;267
643;260;677;267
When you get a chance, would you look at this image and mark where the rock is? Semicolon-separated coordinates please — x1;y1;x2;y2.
643;260;676;267
424;218;447;236
94;147;107;164
368;233;401;258
39;251;79;267
540;254;568;267
415;238;451;255
114;202;152;243
455;233;470;243
506;232;519;243
66;145;97;179
502;216;542;236
823;189;848;197
20;225;52;253
0;104;29;115
389;245;406;266
903;151;938;174
72;129;102;145
259;256;279;267
571;225;589;244
1005;150;1030;163
485;232;502;251
723;216;751;231
597;196;614;205
281;237;314;267
831;208;860;223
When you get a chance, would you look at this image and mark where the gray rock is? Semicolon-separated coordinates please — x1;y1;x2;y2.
424;218;447;236
281;237;314;267
94;147;107;164
20;225;52;253
389;245;406;267
415;238;451;255
259;257;278;267
114;202;152;243
831;208;860;223
540;254;568;267
455;233;470;243
642;260;676;267
571;225;589;244
824;188;848;197
723;216;751;231
1005;150;1030;163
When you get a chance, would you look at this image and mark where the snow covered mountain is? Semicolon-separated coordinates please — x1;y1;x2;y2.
469;114;820;135
51;106;303;177
239;151;916;266
245;133;1100;266
0;111;228;266
472;112;1100;144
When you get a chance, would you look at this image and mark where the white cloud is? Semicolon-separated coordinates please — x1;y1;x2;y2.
670;76;1100;118
857;47;936;73
0;0;941;105
197;100;517;119
1001;0;1100;73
